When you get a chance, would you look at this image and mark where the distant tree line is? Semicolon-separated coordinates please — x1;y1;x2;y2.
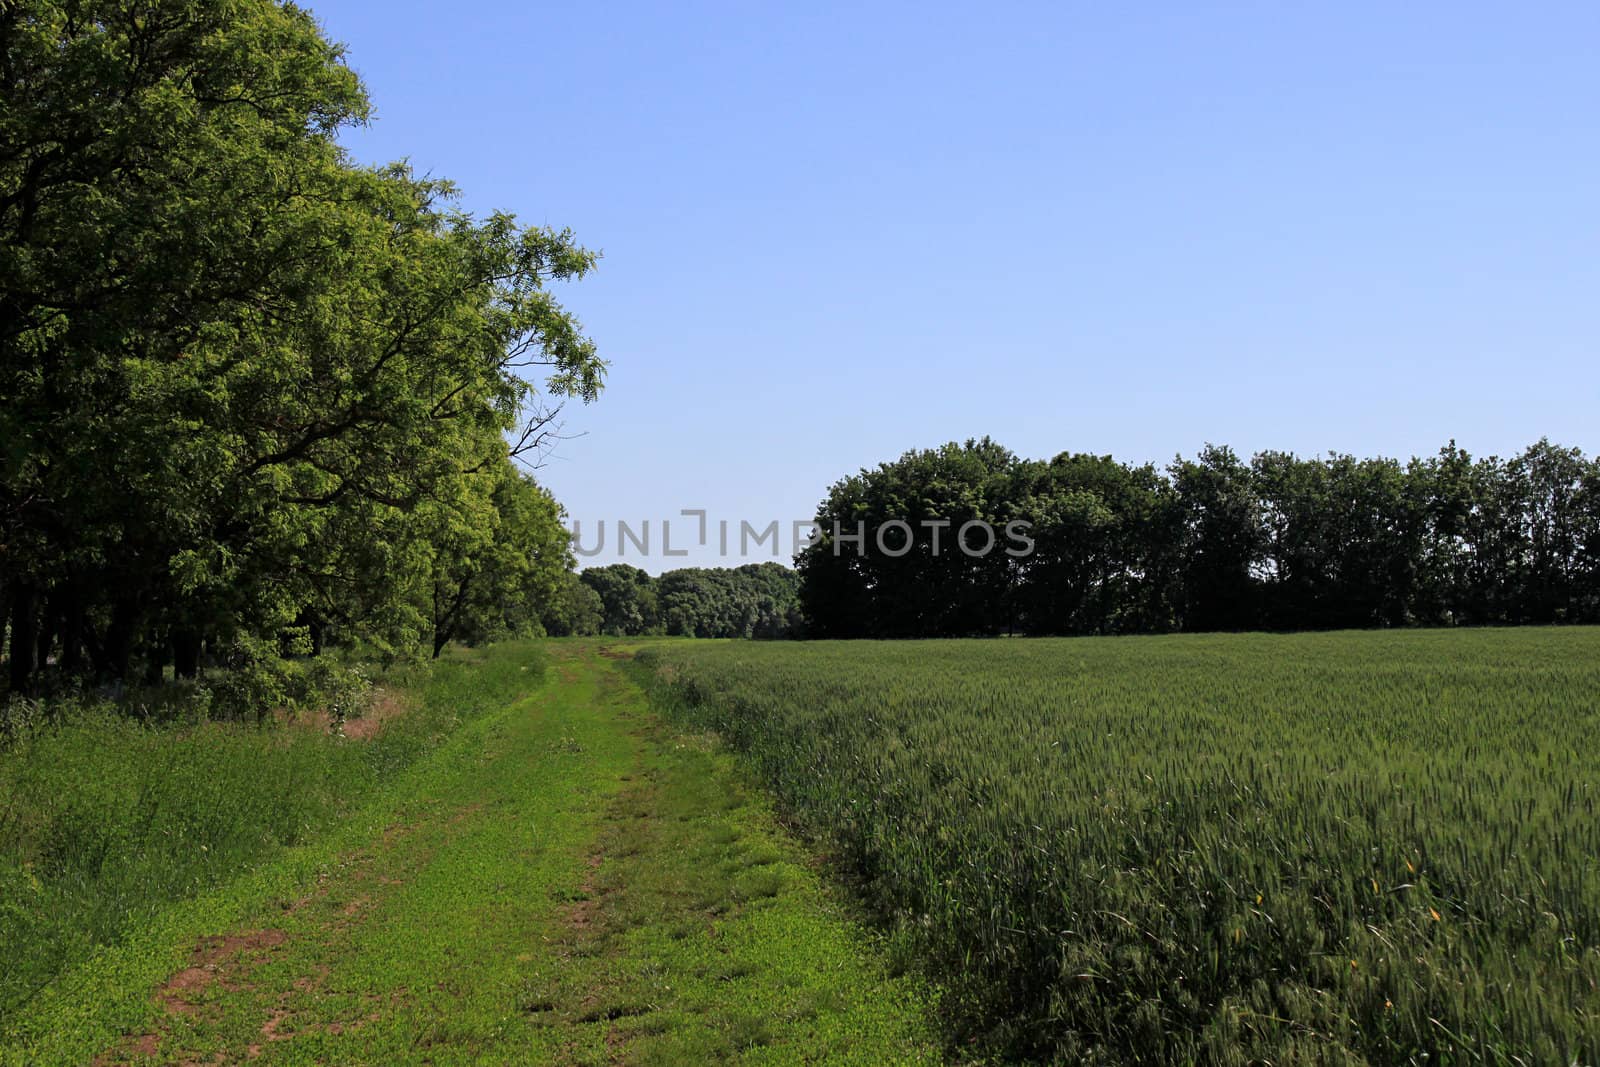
798;437;1600;638
1;2;603;695
551;564;803;639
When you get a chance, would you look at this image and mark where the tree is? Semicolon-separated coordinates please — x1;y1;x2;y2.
541;572;604;637
1510;440;1599;623
1409;442;1476;625
796;438;1600;639
1171;445;1263;631
796;439;1021;638
429;464;573;656
655;564;802;638
1;1;604;692
579;565;660;637
1013;454;1171;634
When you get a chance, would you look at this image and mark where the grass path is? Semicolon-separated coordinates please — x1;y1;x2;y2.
48;642;937;1066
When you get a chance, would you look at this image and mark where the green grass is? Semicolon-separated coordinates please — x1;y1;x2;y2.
0;644;540;1030
639;627;1600;1064
515;654;936;1065
2;641;938;1065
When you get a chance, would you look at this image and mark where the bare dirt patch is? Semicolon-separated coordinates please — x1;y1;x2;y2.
244;962;382;1058
280;684;416;741
247;1006;291;1057
97;930;289;1065
343;685;416;740
566;852;605;931
160;929;288;1008
104;798;437;1066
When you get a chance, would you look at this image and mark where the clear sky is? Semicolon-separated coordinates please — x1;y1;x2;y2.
311;1;1600;571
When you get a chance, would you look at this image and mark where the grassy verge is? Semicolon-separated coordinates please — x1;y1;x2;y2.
0;644;542;1026
520;649;937;1065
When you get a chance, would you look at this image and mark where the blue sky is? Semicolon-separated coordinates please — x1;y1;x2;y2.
313;1;1600;571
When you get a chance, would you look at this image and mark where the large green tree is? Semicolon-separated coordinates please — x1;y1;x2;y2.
578;564;660;637
539;571;604;637
796;438;1022;638
1;0;603;692
429;465;573;656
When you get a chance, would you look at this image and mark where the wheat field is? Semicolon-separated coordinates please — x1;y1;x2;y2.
639;628;1600;1064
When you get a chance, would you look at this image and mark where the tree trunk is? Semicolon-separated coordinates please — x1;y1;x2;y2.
143;638;167;686
8;586;37;695
58;591;85;674
432;579;469;659
172;628;201;680
99;596;139;683
34;603;56;674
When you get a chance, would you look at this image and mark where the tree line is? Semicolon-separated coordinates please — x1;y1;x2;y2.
1;1;601;695
549;563;803;639
798;437;1600;638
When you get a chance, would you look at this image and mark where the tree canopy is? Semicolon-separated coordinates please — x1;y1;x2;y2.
1;0;602;692
798;438;1600;638
575;563;802;639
